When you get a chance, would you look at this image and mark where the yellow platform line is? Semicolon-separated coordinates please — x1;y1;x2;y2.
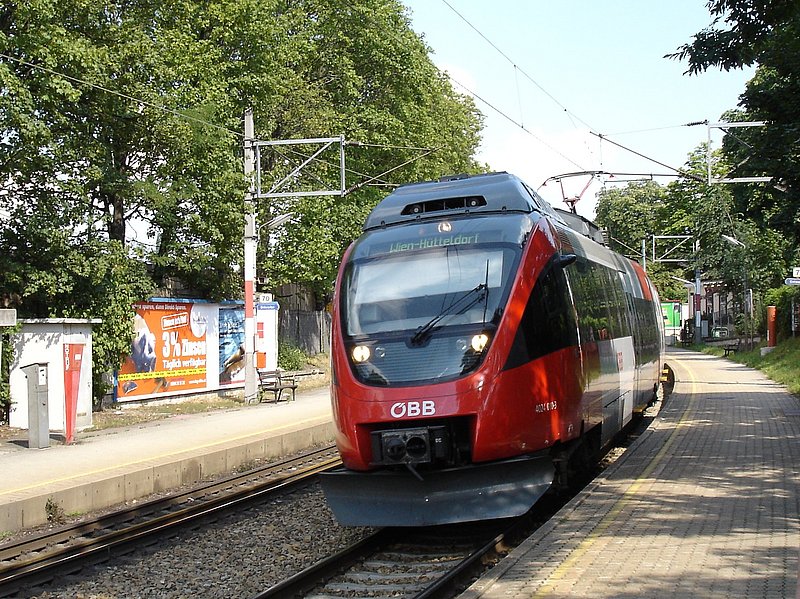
533;360;698;597
1;415;330;498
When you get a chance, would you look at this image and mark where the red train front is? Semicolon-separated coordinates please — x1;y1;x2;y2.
321;172;663;526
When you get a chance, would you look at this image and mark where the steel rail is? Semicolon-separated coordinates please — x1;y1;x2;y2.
252;528;394;599
0;447;341;595
253;524;510;599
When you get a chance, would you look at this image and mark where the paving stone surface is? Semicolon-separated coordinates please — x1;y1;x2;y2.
459;349;800;598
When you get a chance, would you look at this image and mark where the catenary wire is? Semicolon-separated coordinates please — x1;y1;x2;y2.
446;76;586;171
439;0;597;132
432;1;718;186
0;49;433;185
0;52;245;139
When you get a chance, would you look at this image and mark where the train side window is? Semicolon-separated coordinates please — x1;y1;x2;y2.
505;258;578;369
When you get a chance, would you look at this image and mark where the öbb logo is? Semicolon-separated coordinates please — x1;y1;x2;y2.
390;400;436;418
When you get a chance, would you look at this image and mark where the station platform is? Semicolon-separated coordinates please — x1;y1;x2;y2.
460;348;800;598
0;387;334;533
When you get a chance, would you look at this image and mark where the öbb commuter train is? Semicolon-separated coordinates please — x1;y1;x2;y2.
321;172;664;526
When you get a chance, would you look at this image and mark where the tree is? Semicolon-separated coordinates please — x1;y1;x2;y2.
596;181;664;253
594;146;791;304
595;180;687;300
0;0;485;400
254;0;484;298
669;1;800;245
667;0;800;74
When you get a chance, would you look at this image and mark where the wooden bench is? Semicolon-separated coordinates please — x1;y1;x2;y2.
257;369;298;403
723;339;741;357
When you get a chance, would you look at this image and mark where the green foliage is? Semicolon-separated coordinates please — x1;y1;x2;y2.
45;497;66;524
0;229;154;405
254;1;485;296
764;285;800;340
595;144;792;306
669;3;800;246
667;1;799;74
278;342;307;371
0;0;484;405
596;181;665;249
0;324;20;424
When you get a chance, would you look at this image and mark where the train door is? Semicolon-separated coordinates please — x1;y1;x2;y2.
614;271;636;427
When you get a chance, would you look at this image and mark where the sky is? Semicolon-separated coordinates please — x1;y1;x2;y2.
402;0;756;219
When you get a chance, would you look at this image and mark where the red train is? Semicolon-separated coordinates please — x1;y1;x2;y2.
321;172;664;526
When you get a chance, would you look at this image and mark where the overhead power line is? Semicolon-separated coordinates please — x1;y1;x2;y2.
0;52;245;138
439;0;597;132
446;76;585;171
590;132;705;183
336;0;591;172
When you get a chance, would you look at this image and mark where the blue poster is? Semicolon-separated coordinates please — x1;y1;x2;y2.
218;306;245;384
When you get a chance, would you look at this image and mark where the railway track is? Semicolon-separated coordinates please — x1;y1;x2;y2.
2;379;669;598
254;383;670;599
0;445;341;597
255;523;511;599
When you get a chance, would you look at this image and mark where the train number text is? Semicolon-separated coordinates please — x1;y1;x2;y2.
535;401;557;413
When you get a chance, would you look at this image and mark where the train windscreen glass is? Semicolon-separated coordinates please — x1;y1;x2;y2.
340;215;527;386
346;249;506;336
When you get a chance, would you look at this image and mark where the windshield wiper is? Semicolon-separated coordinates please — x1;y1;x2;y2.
410;283;488;346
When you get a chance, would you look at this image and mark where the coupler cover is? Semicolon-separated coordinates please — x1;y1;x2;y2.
320;454;555;527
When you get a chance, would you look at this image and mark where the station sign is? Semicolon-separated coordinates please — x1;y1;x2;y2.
785;278;800;286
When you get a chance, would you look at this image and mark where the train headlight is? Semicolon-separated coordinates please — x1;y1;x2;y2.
471;333;489;352
351;345;371;363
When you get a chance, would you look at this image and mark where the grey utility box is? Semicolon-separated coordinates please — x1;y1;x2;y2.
21;363;50;449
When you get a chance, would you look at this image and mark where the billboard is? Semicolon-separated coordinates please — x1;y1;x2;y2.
116;300;276;402
117;302;215;399
661;301;682;328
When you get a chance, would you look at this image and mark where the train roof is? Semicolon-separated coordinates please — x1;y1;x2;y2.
554;208;606;245
363;172;544;231
362;172;608;247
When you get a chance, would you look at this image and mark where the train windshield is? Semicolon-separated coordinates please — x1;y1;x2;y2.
340;215;528;386
345;249;508;336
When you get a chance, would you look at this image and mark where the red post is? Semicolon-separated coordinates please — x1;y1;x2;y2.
63;343;84;444
767;305;777;347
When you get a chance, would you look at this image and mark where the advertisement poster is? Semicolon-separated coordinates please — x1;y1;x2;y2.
117;302;214;400
661;302;682;328
219;306;245;385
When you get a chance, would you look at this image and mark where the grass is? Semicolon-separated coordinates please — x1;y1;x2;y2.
89;396;244;431
702;337;800;396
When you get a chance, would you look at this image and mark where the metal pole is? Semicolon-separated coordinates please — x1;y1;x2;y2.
743;268;748;350
243;109;258;404
339;134;346;194
641;238;646;271
694;239;702;344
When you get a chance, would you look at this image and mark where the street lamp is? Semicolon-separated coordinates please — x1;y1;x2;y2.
264;213;294;230
722;234;750;349
721;234;745;248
